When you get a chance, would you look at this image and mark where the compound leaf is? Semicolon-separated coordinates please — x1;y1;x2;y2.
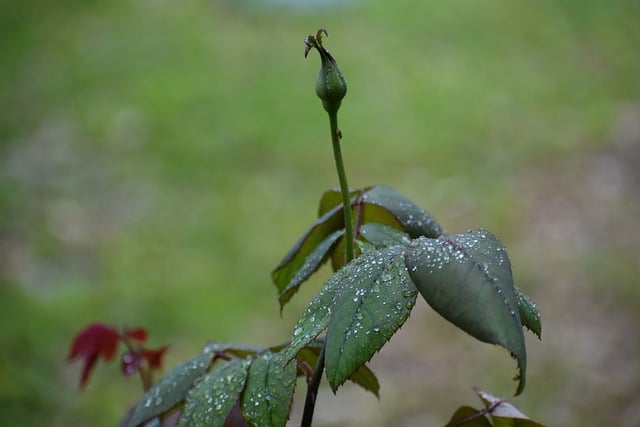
177;358;251;427
325;246;417;391
273;186;444;308
241;351;296;427
404;229;527;395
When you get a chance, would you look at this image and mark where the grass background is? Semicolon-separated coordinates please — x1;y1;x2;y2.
1;0;639;425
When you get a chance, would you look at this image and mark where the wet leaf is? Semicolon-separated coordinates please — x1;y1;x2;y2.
240;351;296;427
359;222;411;249
284;266;346;360
514;286;541;339
473;387;545;427
272;204;344;296
325;246;417;391
295;340;380;397
361;186;445;238
404;230;527;395
128;350;214;427
273;186;444;307
177;358;251;427
278;229;344;309
445;406;493;427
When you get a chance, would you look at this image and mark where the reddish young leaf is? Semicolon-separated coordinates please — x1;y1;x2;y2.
125;327;148;342
67;323;121;388
142;345;170;370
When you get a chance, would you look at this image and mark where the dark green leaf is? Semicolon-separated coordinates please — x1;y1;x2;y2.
514;286;541;339
272;205;344;295
404;230;527;395
278;229;344;309
325;246;417;391
362;186;445;238
330;201;401;271
241;351;296;427
177;358;251;427
128;350;214;427
473;388;545;427
445;406;493;427
359;222;411;249
273;186;444;306
284;262;348;360
295;340;380;397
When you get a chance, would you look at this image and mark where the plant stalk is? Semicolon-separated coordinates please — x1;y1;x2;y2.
301;110;354;427
301;345;326;427
329;110;355;263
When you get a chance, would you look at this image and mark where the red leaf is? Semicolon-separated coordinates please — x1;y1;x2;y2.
67;323;121;388
142;345;170;370
125;327;147;342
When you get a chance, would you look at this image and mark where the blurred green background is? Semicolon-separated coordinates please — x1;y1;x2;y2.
1;0;639;425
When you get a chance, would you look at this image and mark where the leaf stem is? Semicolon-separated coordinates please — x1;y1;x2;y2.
328;110;354;263
301;345;326;427
301;110;354;427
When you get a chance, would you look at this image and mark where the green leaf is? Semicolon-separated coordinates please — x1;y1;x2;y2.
514;285;541;339
284;260;349;359
273;186;444;307
362;186;445;238
272;204;344;295
295;340;380;397
359;222;411;249
445;406;493;427
177;358;251;427
404;230;527;395
278;229;344;309
325;246;417;391
473;388;545;427
241;351;296;427
318;188;364;217
128;350;214;427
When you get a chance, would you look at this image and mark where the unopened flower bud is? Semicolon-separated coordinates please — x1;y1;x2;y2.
305;29;347;115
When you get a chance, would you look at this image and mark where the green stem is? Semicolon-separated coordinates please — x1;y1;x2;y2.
301;110;354;427
328;110;354;263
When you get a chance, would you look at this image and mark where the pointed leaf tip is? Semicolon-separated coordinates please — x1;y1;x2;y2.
515;285;542;339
